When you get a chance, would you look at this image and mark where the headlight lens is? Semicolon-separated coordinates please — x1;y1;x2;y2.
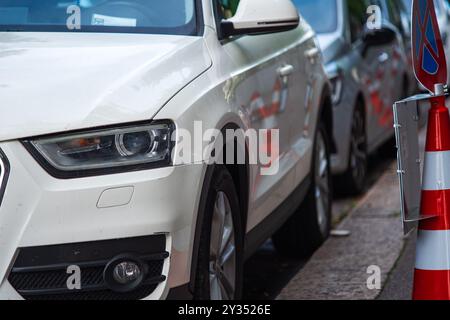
23;121;174;178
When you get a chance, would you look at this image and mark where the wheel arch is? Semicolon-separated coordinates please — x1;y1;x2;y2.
188;122;249;294
355;92;367;136
319;85;336;154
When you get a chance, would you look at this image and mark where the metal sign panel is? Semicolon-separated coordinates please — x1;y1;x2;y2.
412;0;447;93
394;95;436;234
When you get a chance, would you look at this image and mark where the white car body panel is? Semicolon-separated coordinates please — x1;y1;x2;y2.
0;0;328;299
0;33;212;140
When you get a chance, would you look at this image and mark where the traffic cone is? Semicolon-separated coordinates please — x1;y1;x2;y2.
413;95;450;300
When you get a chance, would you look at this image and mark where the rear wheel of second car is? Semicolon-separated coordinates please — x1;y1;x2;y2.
337;103;368;195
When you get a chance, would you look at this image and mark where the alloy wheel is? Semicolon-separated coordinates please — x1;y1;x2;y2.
350;109;367;188
209;191;236;300
314;131;330;237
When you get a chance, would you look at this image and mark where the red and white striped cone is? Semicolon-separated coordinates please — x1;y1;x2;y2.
413;95;450;300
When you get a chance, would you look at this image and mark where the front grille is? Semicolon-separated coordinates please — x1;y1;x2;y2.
8;235;169;300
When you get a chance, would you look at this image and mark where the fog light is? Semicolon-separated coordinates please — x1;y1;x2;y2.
113;261;142;284
104;255;147;292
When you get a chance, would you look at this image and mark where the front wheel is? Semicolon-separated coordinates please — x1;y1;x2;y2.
193;166;243;300
272;122;332;258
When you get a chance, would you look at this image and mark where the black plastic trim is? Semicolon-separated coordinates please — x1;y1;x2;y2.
8;235;168;299
17;276;166;296
220;20;299;38
195;0;205;36
167;283;193;300
11;252;169;274
188;123;249;295
13;235;167;268
21;120;175;180
0;149;10;208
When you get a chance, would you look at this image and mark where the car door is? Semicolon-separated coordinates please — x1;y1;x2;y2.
375;0;407;141
345;0;396;151
214;0;306;231
275;17;318;195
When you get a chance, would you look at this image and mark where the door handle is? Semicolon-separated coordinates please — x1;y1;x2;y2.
304;47;320;60
277;64;294;77
378;52;389;63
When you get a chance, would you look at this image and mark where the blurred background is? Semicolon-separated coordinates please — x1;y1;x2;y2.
244;0;450;300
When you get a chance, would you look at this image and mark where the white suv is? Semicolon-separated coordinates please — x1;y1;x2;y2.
0;0;333;300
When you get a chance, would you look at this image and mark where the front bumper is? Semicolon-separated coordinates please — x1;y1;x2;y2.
0;141;204;300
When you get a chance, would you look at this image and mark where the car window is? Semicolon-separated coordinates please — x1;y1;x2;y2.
347;0;369;43
292;0;338;34
435;0;443;14
385;0;402;31
219;0;240;19
0;0;199;35
394;0;412;37
401;0;411;14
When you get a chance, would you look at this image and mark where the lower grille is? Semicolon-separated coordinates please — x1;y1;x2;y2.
8;235;169;300
20;285;160;301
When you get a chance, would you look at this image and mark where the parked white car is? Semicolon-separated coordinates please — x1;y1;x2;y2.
0;0;333;300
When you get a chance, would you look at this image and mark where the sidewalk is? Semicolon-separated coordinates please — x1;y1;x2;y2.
277;159;406;300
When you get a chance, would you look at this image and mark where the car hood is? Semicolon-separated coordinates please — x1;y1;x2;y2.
0;33;212;141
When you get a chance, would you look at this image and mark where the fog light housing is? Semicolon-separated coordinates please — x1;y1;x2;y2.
104;255;147;292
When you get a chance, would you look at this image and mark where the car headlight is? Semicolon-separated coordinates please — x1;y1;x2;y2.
22;121;175;178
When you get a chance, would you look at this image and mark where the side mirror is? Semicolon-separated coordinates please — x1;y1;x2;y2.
362;25;397;48
220;0;299;38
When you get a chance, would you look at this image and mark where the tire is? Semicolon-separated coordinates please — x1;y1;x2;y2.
272;122;332;259
193;166;243;300
336;103;368;195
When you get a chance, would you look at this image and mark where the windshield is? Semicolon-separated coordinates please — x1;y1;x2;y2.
0;0;198;35
292;0;338;34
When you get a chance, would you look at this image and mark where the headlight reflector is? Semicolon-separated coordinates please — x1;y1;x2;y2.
23;121;174;178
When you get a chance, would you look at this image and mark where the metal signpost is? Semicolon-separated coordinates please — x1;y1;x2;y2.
394;0;447;235
394;95;433;234
394;0;450;299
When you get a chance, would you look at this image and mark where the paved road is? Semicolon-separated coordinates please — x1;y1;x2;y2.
377;127;428;300
244;127;427;300
243;148;397;300
377;233;415;300
277;156;403;300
